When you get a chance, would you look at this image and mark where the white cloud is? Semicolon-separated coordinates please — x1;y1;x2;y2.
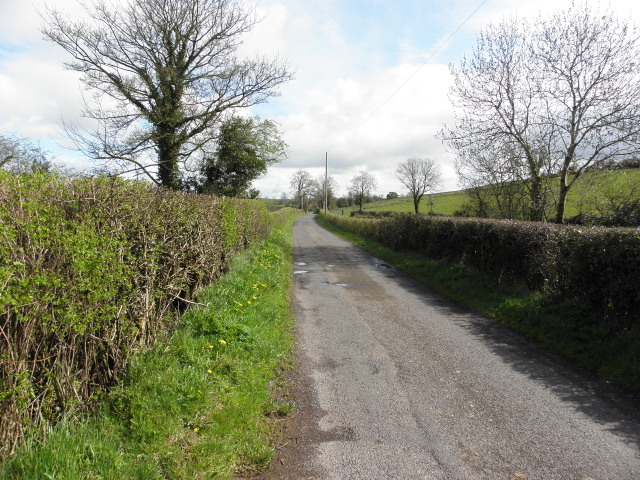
254;62;458;197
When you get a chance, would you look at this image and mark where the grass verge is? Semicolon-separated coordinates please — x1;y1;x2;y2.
316;214;640;394
1;212;299;480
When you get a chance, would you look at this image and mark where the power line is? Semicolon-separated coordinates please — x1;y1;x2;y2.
332;0;489;150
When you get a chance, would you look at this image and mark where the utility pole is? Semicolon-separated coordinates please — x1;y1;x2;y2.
324;152;328;213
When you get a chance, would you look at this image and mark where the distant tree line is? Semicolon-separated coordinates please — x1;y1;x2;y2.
286;157;442;214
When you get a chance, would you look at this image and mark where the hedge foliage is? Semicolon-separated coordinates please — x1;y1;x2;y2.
321;213;640;334
0;172;271;457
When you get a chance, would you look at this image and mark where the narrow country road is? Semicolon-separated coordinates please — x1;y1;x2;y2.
266;214;640;480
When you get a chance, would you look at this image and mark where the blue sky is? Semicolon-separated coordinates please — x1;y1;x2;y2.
1;0;639;197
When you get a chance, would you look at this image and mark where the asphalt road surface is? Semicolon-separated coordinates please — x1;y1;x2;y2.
266;214;640;480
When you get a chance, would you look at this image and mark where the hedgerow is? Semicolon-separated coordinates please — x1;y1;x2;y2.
0;172;270;457
320;212;640;335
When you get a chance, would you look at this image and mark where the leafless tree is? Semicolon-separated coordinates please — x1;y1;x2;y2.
350;171;377;212
455;141;556;219
289;169;315;211
534;5;640;222
395;157;442;214
43;0;292;190
0;134;53;174
440;3;640;222
440;18;551;221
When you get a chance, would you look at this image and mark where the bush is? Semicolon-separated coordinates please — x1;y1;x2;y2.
349;211;397;218
0;172;270;457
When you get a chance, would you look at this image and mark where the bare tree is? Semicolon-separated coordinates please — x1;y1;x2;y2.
440;3;640;222
350;171;377;212
289;169;315;211
534;5;640;223
0;134;53;174
395;157;442;214
455;141;556;219
440;18;551;221
43;0;292;190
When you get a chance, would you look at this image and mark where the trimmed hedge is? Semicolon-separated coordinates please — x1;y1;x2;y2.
320;213;640;334
0;172;270;457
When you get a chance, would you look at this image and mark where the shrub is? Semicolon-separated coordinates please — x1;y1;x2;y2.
0;172;270;457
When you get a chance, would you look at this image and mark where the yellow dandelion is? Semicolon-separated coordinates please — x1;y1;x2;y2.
252;296;258;300
247;301;252;305
207;369;213;374
193;427;199;432
218;339;227;345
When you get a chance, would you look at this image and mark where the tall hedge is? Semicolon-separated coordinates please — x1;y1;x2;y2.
0;172;270;457
321;213;640;334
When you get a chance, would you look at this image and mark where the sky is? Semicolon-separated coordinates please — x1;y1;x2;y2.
1;0;639;198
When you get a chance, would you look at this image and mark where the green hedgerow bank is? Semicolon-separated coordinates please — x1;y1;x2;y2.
0;172;271;458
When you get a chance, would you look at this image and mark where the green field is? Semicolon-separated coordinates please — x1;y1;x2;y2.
339;169;640;219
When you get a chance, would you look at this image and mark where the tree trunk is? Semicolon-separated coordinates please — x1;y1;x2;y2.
528;173;544;222
414;195;420;214
524;148;545;222
157;135;181;190
555;169;570;223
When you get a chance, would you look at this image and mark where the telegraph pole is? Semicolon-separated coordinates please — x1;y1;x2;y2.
324;152;328;213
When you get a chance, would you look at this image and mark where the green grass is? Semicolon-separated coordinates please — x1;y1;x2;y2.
316;214;640;394
1;212;300;480
336;190;466;216
339;168;640;217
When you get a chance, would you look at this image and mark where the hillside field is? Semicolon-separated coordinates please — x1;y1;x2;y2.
338;169;640;218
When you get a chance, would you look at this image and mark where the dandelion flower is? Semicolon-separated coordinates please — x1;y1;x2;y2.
218;339;227;345
207;369;213;374
194;427;199;432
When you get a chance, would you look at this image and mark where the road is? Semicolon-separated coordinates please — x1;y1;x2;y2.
265;214;640;480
